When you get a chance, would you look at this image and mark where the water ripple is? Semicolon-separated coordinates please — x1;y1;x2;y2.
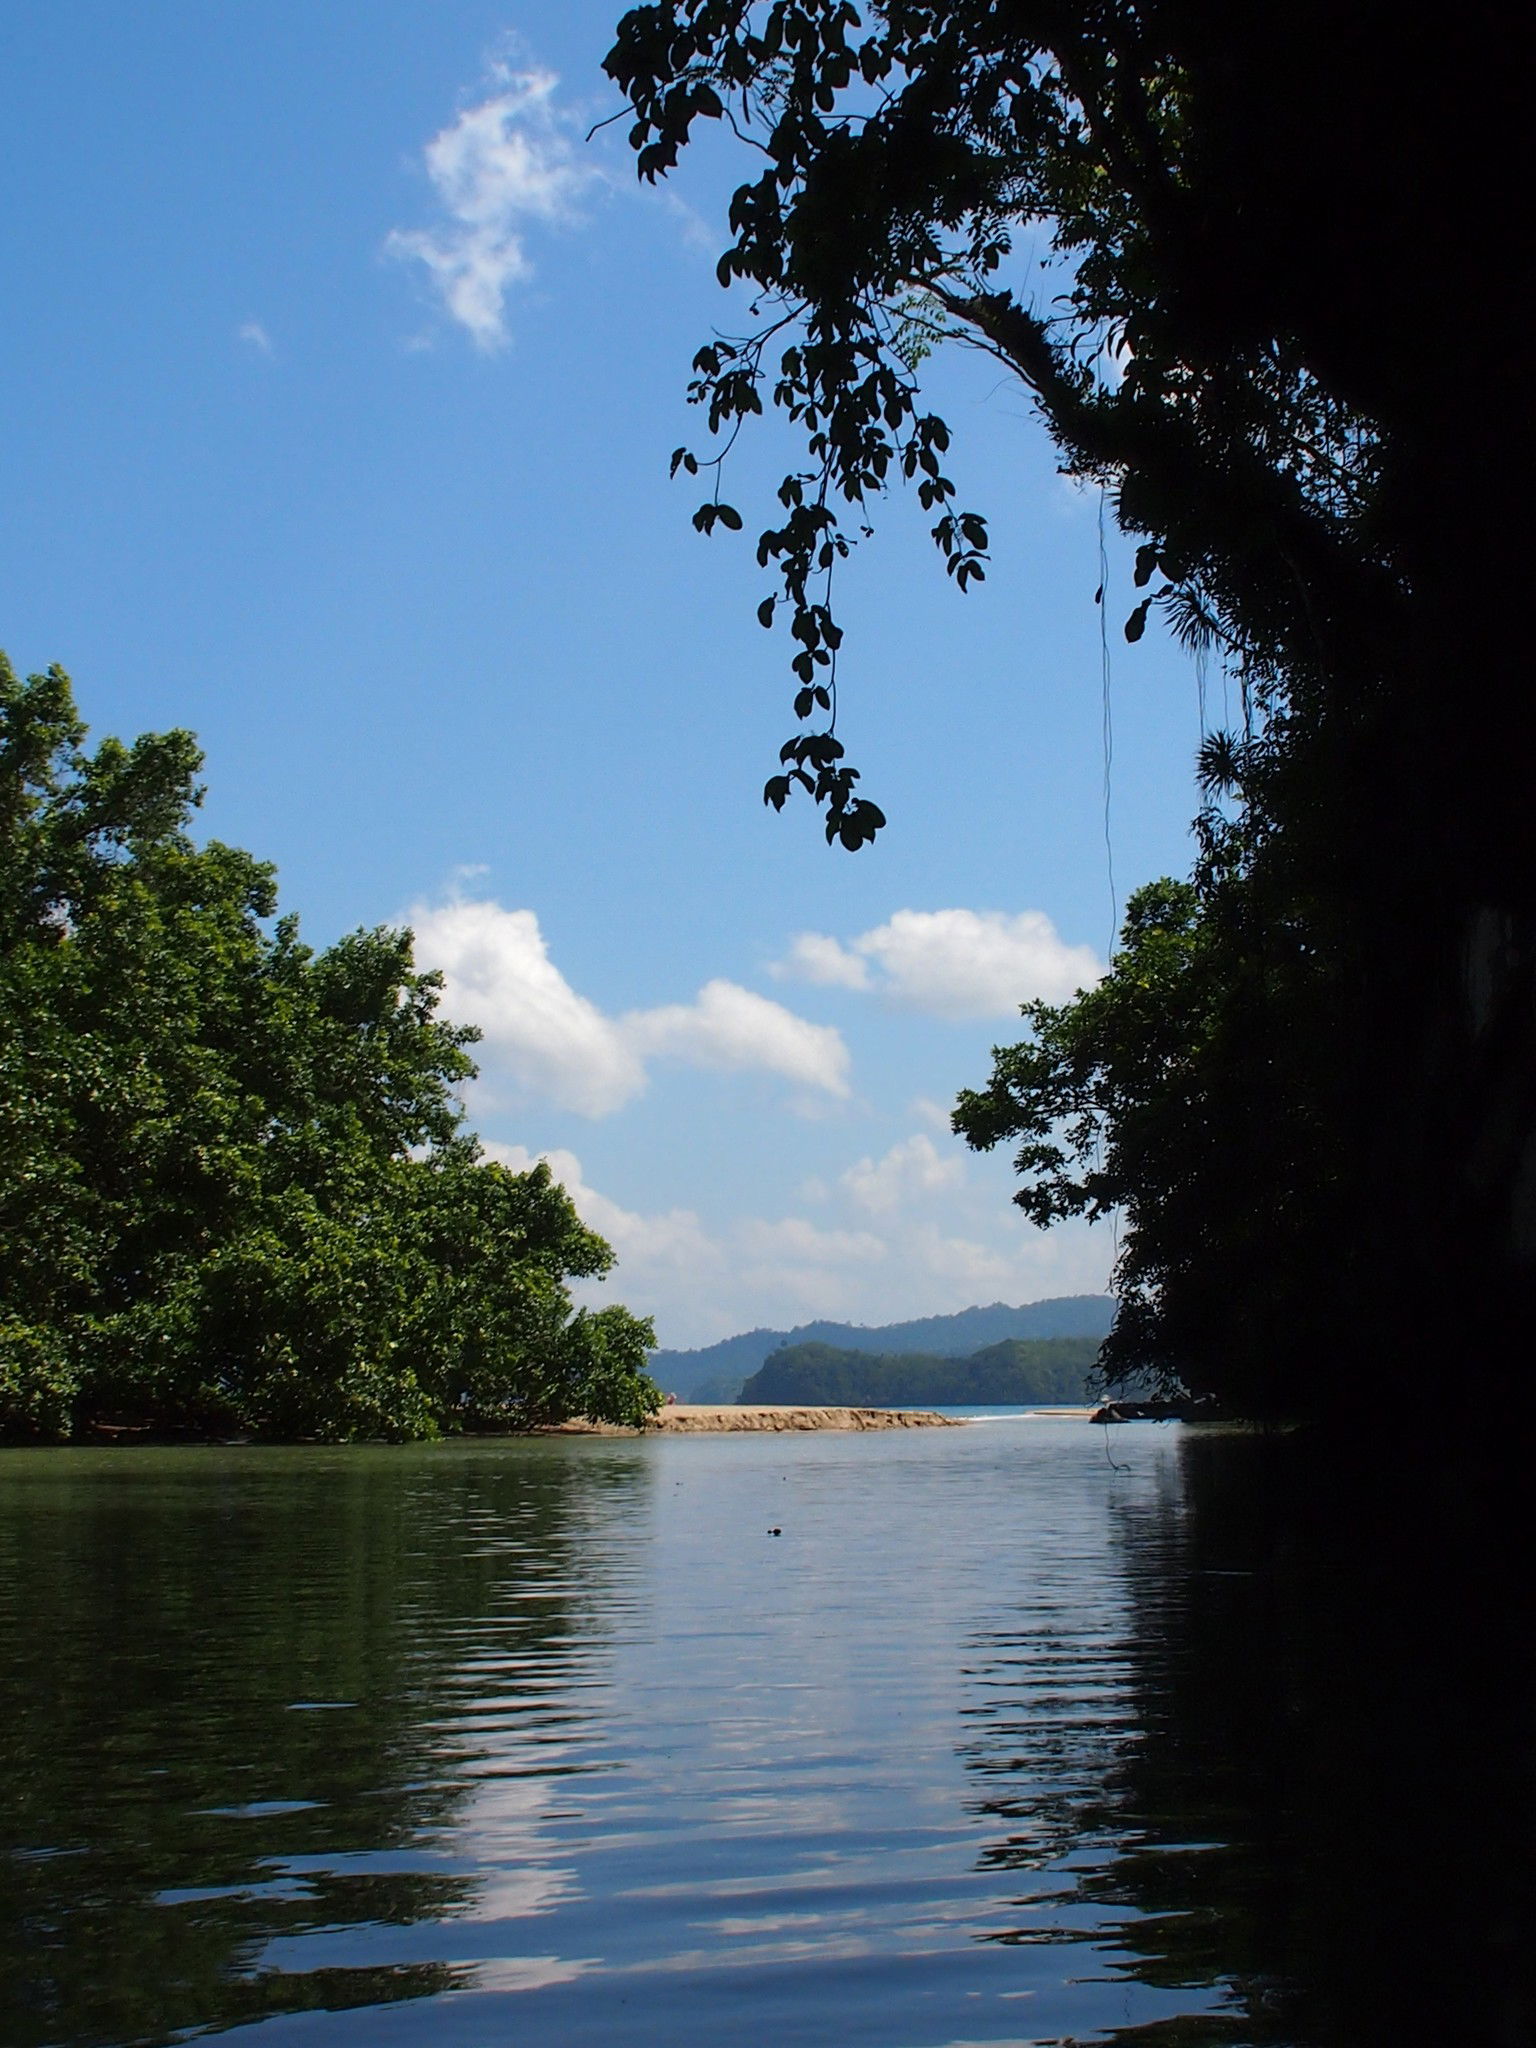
1;1425;1275;2047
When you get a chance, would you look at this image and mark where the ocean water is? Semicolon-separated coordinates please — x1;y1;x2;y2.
2;1417;1522;2047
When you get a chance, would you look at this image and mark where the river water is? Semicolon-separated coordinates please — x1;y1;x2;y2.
1;1419;1530;2047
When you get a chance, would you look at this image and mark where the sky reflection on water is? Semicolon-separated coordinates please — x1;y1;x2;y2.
0;1421;1372;2047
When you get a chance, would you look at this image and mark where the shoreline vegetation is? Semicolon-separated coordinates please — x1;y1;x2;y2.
739;1336;1104;1409
0;1403;981;1447
3;668;1146;1452
0;680;1170;1453
0;666;661;1445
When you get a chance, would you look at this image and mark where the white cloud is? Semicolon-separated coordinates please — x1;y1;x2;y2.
774;907;1100;1018
485;1143;721;1286
841;1134;965;1214
736;1216;887;1266
488;1147;883;1283
776;931;870;990
486;1144;879;1330
387;64;597;350
410;898;643;1117
900;1223;1023;1291
909;1096;953;1132
237;321;272;355
625;980;849;1098
409;897;850;1118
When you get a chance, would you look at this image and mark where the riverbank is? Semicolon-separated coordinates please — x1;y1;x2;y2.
550;1404;964;1434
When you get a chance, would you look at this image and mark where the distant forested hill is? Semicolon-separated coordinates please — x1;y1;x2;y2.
650;1297;1115;1402
739;1337;1103;1407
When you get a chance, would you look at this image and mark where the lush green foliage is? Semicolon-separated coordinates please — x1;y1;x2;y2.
740;1335;1101;1405
606;2;1530;1420
954;879;1346;1410
0;658;659;1441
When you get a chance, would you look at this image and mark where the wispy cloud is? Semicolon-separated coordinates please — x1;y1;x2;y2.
840;1134;965;1214
484;1143;725;1290
773;908;1101;1018
237;321;273;356
409;896;850;1116
909;1096;954;1132
387;62;598;350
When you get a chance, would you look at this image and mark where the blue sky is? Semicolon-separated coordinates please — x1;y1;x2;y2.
0;2;1206;1345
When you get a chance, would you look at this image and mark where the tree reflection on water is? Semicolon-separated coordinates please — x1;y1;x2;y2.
960;1429;1536;2047
0;1443;647;2048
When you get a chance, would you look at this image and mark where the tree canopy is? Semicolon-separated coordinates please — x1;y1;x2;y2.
0;657;659;1441
952;877;1347;1414
605;0;1427;847
604;1;1530;1423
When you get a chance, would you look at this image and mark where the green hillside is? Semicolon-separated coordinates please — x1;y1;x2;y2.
651;1296;1115;1401
739;1337;1103;1408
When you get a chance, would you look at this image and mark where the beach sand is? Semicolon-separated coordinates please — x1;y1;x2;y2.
550;1404;965;1435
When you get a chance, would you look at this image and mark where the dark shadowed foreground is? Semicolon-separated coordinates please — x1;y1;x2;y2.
1;1422;1530;2047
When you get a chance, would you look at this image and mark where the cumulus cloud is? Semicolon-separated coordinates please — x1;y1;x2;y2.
626;980;848;1097
409;897;850;1117
773;907;1101;1018
841;1134;965;1214
410;898;643;1117
777;931;871;990
387;63;597;349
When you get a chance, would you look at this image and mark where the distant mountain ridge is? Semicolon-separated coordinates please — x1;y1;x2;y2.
651;1296;1115;1402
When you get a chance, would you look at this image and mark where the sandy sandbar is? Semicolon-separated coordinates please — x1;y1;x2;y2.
550;1404;964;1435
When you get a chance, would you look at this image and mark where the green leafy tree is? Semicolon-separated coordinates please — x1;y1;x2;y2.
604;0;1407;850
603;2;1529;1421
0;656;659;1441
953;874;1349;1418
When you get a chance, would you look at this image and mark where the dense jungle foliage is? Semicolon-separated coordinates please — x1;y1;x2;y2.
605;1;1529;1426
740;1335;1100;1404
0;659;659;1442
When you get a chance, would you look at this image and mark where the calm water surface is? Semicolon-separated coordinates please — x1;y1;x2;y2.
3;1418;1523;2047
